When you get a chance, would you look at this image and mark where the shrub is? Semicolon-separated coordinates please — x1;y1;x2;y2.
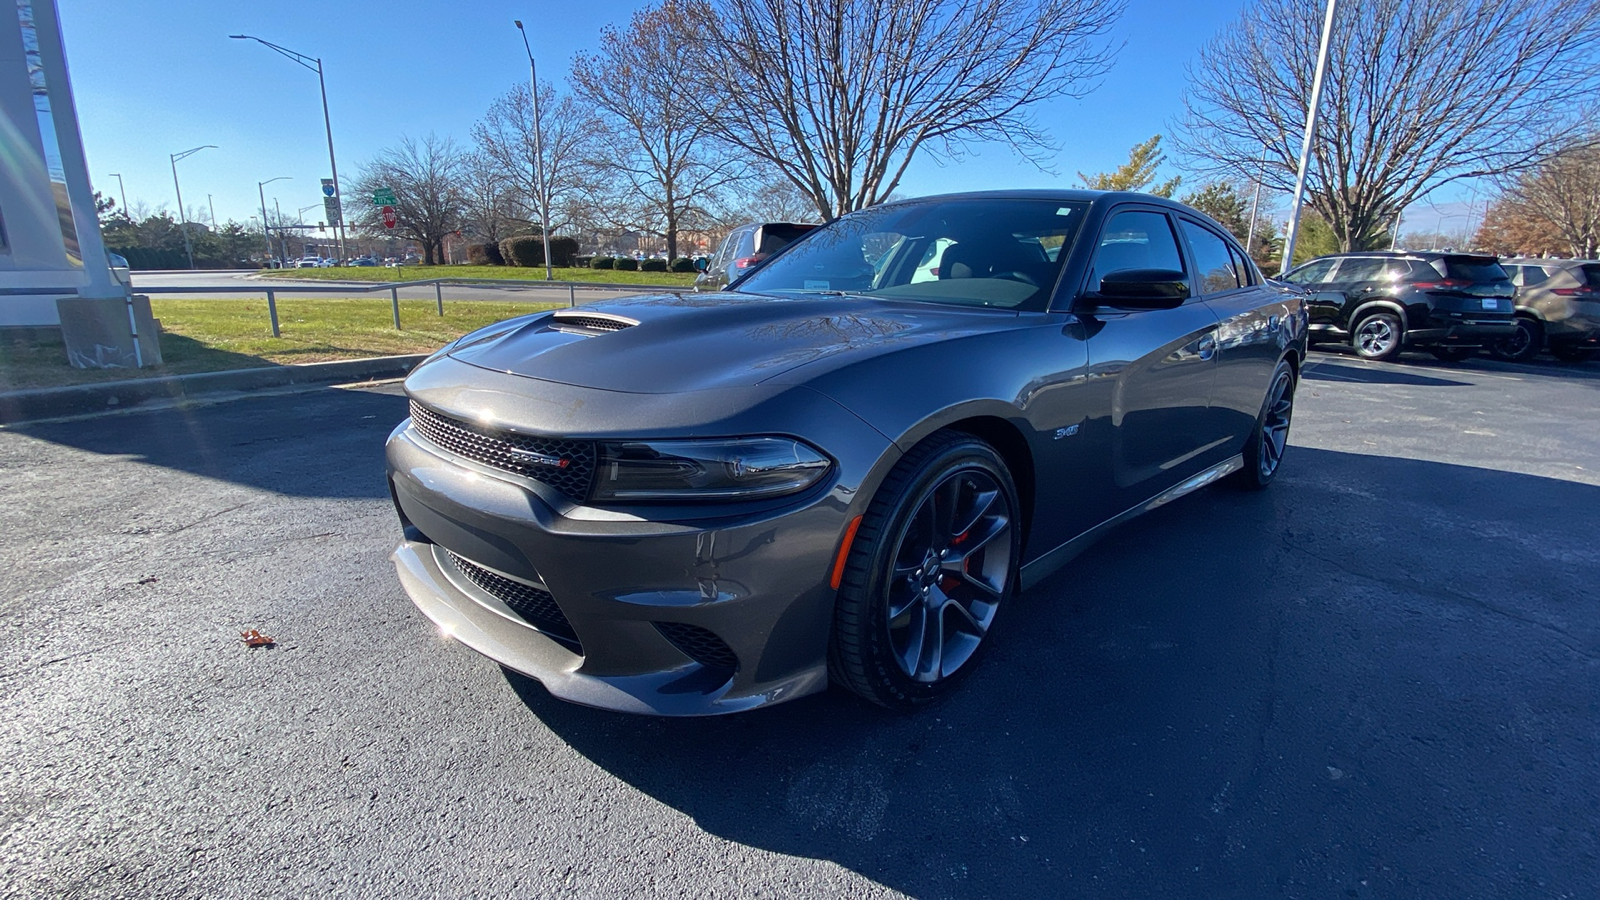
574;255;593;268
547;236;580;268
669;256;696;273
641;257;669;272
614;256;639;271
466;242;505;266
499;235;542;267
590;256;615;270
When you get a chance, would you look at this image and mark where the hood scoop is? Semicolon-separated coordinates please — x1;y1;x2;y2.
549;310;639;334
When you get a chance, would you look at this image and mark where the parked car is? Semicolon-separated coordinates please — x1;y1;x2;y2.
1280;251;1516;361
107;251;131;290
296;257;321;268
1491;258;1600;363
695;221;821;290
347;256;378;267
386;190;1308;714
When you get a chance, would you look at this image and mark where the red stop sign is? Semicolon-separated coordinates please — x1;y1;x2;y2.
381;205;397;229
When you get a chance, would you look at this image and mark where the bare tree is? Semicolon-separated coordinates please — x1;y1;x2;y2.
680;0;1122;220
1496;140;1600;258
1177;0;1600;252
351;134;466;265
571;3;742;259
458;150;523;244
472;81;597;238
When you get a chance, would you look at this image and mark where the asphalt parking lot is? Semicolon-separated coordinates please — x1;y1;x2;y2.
2;350;1597;898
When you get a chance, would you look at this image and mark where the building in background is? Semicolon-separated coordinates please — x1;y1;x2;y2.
0;0;122;333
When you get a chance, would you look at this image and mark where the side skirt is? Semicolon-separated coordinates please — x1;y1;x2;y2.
1018;454;1245;591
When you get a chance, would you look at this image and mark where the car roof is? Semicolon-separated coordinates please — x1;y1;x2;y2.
1298;250;1498;262
879;188;1170;208
1503;257;1598;266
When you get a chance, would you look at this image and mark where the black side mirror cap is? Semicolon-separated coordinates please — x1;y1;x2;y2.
1091;268;1190;309
694;258;709;272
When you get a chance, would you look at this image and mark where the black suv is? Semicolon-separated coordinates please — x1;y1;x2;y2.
1281;251;1515;361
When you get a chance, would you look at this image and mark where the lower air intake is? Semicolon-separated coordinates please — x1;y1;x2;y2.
653;621;738;671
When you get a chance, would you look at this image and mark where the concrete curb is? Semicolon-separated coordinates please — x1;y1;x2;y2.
0;354;424;425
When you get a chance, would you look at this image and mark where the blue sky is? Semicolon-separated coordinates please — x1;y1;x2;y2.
60;0;1478;235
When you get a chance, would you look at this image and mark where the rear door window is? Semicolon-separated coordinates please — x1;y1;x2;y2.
1330;258;1386;283
1580;265;1600;290
1179;220;1241;294
1519;265;1549;286
1228;244;1255;286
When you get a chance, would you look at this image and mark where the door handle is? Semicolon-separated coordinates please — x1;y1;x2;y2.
1197;335;1216;360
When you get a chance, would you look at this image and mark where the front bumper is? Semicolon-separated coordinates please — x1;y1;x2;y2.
385;372;892;715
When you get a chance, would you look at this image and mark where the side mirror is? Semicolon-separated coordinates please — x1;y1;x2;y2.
1092;268;1190;309
694;258;709;272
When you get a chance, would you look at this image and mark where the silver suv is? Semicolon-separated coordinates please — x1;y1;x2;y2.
1493;258;1600;363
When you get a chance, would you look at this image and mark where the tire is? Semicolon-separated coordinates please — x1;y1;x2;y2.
828;432;1021;710
1488;317;1542;362
1232;360;1296;491
1429;346;1476;362
1351;310;1404;361
1550;343;1598;364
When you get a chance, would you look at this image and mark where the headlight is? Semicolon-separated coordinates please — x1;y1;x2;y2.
593;437;831;502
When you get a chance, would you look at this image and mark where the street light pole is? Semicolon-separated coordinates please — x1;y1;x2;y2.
259;176;290;267
515;20;554;280
170;144;217;270
1279;0;1339;276
231;35;348;262
108;172;128;220
208;194;217;229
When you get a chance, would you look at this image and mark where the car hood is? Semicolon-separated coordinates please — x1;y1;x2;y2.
444;291;1016;394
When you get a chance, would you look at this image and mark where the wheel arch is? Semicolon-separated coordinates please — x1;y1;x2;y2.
857;407;1039;557
1349;298;1408;329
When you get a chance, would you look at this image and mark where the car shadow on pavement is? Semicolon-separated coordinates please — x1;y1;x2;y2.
507;447;1600;898
1302;360;1471;388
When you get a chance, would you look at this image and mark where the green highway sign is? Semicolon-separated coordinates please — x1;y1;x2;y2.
372;187;397;206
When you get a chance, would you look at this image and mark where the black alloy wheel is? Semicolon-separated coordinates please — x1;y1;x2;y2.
1233;360;1296;490
1352;311;1405;361
1489;318;1542;362
829;433;1020;710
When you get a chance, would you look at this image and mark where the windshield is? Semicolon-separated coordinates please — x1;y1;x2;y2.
735;198;1089;311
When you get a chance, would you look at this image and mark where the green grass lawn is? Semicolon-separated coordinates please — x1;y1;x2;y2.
259;264;697;287
0;298;555;392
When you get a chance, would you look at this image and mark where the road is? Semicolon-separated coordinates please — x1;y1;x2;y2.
130;270;653;306
2;351;1597;897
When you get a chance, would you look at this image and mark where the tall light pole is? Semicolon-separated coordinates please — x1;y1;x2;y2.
207;194;217;229
108;172;128;220
515;19;554;280
259;176;291;267
231;35;348;262
171;144;217;270
1279;0;1339;276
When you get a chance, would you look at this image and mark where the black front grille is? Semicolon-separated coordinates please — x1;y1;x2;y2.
445;551;581;651
551;314;635;332
653;622;738;671
409;401;595;501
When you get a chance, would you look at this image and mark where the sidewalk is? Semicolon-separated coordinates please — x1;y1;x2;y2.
0;354;423;424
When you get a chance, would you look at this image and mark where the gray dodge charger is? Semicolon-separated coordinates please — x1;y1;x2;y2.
386;190;1307;715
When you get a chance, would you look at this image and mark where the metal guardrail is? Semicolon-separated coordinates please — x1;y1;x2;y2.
137;277;694;337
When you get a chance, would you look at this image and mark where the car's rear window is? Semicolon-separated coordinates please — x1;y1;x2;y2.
756;223;819;255
1582;264;1600;290
1442;257;1510;283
